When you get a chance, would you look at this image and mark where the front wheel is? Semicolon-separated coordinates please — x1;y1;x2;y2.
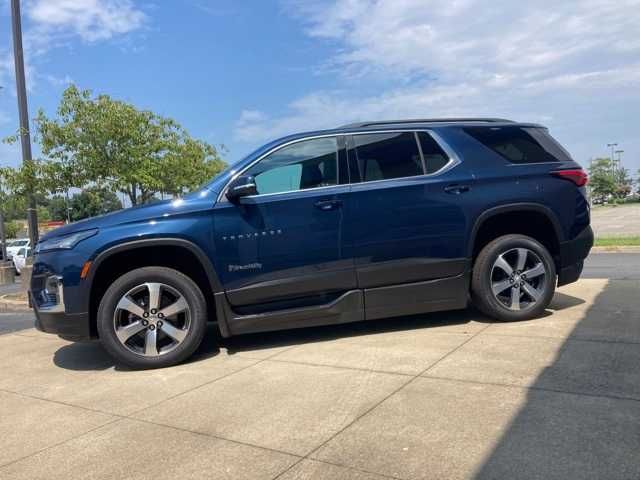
97;267;207;369
472;234;556;321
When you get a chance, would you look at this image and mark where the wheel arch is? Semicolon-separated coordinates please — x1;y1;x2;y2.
86;238;222;337
469;203;564;261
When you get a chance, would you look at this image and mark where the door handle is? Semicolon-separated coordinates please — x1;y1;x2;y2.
314;199;342;211
444;184;470;194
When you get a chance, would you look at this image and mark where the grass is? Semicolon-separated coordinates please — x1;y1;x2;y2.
594;236;640;247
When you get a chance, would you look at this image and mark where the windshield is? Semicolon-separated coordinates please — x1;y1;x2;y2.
11;240;28;247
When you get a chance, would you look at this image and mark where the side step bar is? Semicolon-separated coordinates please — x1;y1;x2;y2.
215;290;364;337
214;272;470;338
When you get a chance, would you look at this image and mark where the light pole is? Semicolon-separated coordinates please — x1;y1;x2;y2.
10;0;39;249
606;143;618;175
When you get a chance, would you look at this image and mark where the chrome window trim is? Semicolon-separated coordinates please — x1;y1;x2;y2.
231;184;349;201
217;129;461;203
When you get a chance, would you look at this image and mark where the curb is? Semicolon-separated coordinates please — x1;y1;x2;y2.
591;246;640;253
0;294;31;312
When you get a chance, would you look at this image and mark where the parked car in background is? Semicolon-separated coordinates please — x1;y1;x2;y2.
6;239;30;261
30;118;593;369
13;247;30;275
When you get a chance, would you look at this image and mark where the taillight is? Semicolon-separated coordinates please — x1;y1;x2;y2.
551;169;588;187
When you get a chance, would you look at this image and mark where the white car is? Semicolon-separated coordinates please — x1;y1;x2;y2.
12;247;31;275
6;239;30;261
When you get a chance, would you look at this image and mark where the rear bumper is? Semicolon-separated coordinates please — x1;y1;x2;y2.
557;226;593;286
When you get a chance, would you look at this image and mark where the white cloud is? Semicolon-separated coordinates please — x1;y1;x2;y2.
44;73;74;87
238;0;640;169
0;137;20;168
0;51;13;89
0;110;11;127
26;0;146;43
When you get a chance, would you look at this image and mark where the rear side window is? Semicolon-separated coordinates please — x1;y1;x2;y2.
352;132;423;181
464;126;572;164
417;132;449;173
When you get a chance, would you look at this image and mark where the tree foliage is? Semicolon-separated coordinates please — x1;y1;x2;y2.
588;157;633;200
4;221;20;239
35;85;226;205
69;187;122;221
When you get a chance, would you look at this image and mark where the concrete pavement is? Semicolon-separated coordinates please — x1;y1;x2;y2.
591;203;640;237
0;277;20;297
0;266;639;478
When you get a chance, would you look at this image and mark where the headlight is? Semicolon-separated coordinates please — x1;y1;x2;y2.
36;229;98;253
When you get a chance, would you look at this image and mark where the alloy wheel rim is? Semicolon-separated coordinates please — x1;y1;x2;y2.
490;248;547;311
113;282;191;357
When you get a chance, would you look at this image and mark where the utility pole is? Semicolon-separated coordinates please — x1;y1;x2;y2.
11;0;39;249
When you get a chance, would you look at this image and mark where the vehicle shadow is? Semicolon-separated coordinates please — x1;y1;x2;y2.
219;291;584;356
471;279;640;479
53;324;224;371
52;290;586;371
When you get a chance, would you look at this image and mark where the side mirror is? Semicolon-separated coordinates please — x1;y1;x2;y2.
226;175;258;202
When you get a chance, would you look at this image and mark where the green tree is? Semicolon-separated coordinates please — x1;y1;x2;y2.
35;85;226;205
47;196;70;222
0;162;51;222
613;167;632;199
588;158;616;199
4;221;20;239
69;186;122;221
37;205;51;223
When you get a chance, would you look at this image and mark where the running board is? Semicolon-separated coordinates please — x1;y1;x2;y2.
364;273;469;321
215;290;364;337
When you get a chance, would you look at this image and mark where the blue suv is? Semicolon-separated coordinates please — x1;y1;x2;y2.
30;118;593;368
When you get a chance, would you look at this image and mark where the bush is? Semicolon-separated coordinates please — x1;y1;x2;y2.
4;221;20;239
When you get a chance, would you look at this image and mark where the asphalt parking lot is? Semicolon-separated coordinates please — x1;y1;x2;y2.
0;256;639;479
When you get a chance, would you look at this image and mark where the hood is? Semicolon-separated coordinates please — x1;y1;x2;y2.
39;187;217;242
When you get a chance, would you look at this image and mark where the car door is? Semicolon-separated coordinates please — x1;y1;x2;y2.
345;130;472;318
213;135;356;310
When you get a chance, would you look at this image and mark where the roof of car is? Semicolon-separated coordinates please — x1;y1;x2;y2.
339;118;516;128
258;118;546;151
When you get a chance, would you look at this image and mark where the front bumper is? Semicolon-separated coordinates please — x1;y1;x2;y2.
30;275;91;341
557;225;594;286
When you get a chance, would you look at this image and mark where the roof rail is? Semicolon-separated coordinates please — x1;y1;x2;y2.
339;118;515;128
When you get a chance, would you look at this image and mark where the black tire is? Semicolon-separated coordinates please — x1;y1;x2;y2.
471;234;556;321
97;267;207;369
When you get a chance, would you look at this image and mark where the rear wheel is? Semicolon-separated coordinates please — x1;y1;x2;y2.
472;234;556;321
97;267;207;369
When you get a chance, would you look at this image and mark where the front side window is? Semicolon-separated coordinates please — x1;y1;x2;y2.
246;137;338;195
352;132;424;182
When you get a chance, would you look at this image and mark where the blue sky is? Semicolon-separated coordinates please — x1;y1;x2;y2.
0;0;639;176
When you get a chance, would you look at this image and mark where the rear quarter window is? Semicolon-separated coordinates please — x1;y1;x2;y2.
464;126;572;164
